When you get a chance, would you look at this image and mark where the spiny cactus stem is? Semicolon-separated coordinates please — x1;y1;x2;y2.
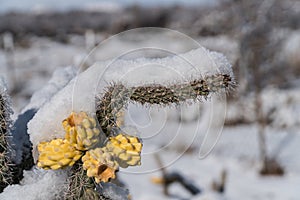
0;95;8;139
65;162;100;200
0;87;14;192
96;73;234;137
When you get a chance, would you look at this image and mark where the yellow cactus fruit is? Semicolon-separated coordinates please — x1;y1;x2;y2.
37;138;82;170
82;147;118;183
62;111;101;150
106;133;142;168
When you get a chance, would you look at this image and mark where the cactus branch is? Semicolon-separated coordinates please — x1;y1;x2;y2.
96;73;234;136
65;162;100;200
65;162;116;200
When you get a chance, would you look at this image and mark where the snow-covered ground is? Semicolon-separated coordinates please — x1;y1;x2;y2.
0;31;300;200
120;102;300;200
121;145;300;200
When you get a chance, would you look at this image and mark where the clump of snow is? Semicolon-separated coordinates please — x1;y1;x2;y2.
8;66;76;165
28;47;233;161
0;167;68;200
197;35;239;64
9;65;76;155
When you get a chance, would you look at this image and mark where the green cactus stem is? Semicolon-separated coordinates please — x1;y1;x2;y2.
96;73;234;136
65;162;101;200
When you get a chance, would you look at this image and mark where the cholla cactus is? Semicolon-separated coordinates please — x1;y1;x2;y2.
0;78;13;192
30;48;235;199
96;84;129;136
72;72;232;199
36;111;142;199
35;71;234;199
96;73;234;137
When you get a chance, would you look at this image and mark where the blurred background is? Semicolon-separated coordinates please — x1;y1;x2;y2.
0;0;300;199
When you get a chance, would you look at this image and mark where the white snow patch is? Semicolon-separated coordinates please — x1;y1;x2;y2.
0;168;68;200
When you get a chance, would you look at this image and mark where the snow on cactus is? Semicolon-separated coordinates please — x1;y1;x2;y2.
28;48;234;160
9;66;77;167
21;29;235;199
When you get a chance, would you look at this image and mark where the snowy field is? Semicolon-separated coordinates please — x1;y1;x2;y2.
0;28;300;200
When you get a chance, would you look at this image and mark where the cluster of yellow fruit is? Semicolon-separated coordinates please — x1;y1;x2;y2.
82;147;118;183
37;138;82;170
106;134;142;168
62;112;101;151
37;111;142;183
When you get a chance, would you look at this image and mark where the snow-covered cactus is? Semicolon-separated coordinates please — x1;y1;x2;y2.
35;110;142;199
0;78;13;192
28;48;235;158
96;73;233;136
27;47;235;199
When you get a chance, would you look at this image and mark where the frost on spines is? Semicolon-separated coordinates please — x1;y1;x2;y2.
0;77;13;191
96;72;235;137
